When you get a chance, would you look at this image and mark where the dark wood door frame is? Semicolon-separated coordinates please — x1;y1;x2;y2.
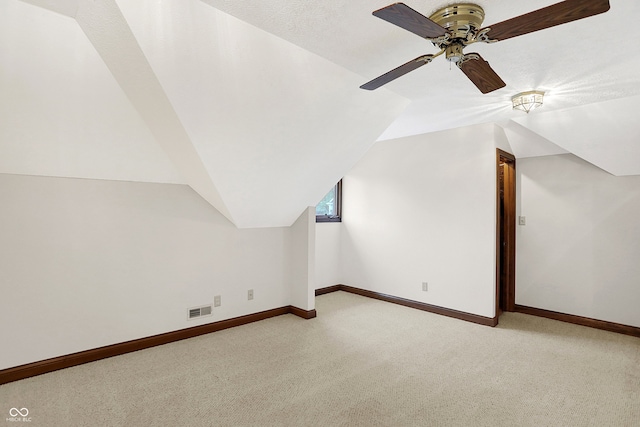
496;149;516;316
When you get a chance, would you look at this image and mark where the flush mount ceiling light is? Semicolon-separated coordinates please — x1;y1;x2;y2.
512;90;545;113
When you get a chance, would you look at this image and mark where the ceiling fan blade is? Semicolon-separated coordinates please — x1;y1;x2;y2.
481;0;610;42
373;3;447;39
360;55;434;90
458;54;506;94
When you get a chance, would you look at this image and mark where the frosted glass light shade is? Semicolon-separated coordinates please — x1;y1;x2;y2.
512;90;544;113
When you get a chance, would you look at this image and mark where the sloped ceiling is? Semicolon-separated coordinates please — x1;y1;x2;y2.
2;0;639;227
0;0;183;185
512;96;640;176
1;0;408;227
204;0;640;172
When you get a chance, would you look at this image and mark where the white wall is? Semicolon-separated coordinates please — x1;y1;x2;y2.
338;124;498;318
289;207;316;311
516;154;640;327
315;223;341;290
0;174;293;370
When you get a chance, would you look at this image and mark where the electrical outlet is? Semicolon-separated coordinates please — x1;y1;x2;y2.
422;282;428;292
248;289;254;300
214;295;221;307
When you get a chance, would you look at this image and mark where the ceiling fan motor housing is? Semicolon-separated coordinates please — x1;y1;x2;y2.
429;3;485;49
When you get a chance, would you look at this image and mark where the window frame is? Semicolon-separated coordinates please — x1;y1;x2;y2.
316;180;342;223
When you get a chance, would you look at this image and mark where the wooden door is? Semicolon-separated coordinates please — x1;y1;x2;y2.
496;150;516;316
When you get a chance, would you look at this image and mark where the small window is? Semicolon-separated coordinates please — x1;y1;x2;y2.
316;180;342;223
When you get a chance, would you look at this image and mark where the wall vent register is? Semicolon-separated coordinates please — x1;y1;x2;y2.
188;305;213;320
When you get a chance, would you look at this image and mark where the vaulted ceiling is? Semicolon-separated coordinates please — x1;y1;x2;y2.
2;0;639;227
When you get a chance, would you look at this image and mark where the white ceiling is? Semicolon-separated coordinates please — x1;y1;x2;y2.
206;0;640;134
2;0;639;227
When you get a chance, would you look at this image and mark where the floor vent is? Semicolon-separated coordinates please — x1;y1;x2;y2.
188;304;213;320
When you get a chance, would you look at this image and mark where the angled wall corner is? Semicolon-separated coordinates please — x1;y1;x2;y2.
10;0;411;228
118;0;410;228
74;0;234;222
512;96;640;176
18;0;79;18
494;124;514;155
289;207;316;311
12;0;235;223
499;120;567;159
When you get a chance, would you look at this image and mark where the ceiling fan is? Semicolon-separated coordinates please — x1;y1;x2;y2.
360;0;610;93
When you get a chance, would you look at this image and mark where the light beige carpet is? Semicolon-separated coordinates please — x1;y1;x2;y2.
2;291;639;426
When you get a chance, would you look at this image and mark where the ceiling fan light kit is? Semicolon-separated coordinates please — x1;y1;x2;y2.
512;90;545;113
360;1;611;94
